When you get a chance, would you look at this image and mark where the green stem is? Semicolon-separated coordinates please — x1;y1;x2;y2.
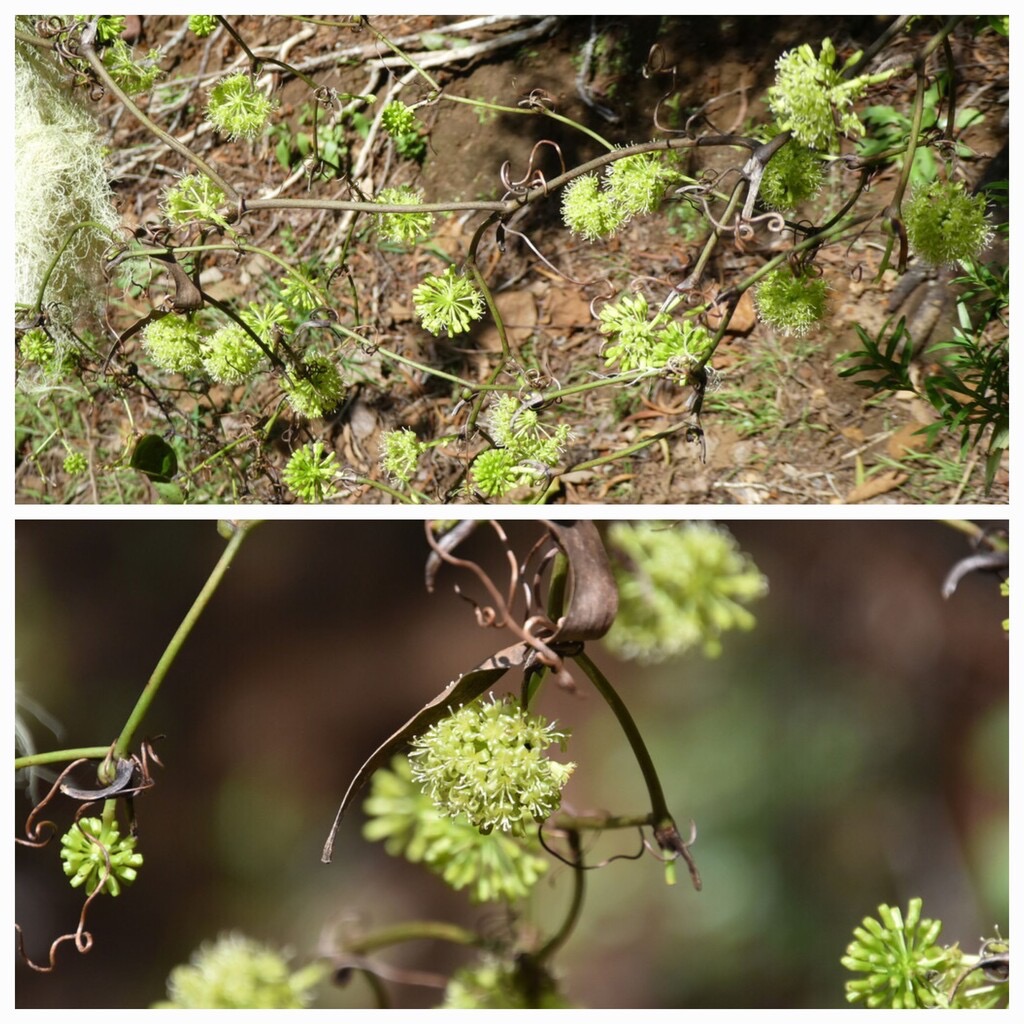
14;746;113;771
30;220;120;316
342;920;483;955
571;651;672;826
112;521;261;758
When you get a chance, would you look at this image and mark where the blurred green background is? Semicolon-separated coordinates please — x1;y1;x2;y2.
14;519;1008;1008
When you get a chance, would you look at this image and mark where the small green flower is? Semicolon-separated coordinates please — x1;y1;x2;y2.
63;451;88;475
409;695;575;837
841;899;957;1008
154;932;327;1008
364;755;550;903
599;291;661;371
605;521;768;661
162;174;228;228
441;955;571;1008
605;151;678;217
1001;578;1009;631
102;39;163;96
767;38;869;151
188;15;219;38
413;266;486;337
89;15;127;44
60;816;143;897
379;428;424;484
756;130;824;210
374;185;434;245
20;327;56;366
282;440;342;503
560;173;625;240
470;448;524;498
754;265;829;336
240;301;291;346
486;394;571;466
278;267;324;314
904;180;993;266
206;72;277;141
282;354;346;419
142;314;205;374
649;319;714;377
380;100;418;138
202;324;266;385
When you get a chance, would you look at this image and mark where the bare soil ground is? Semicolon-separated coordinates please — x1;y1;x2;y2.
14;15;1009;503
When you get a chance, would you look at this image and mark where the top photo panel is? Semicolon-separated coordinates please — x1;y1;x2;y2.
14;15;1008;505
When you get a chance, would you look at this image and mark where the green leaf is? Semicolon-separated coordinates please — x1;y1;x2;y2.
419;31;447;50
152;481;185;503
131;434;178;482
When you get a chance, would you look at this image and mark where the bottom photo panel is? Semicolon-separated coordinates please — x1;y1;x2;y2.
14;519;1009;1010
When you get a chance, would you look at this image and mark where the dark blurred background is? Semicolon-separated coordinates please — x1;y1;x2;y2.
14;519;1008;1008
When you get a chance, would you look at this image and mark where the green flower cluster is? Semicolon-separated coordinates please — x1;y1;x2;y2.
374;184;434;245
605;521;768;661
63;450;88;475
598;291;712;376
470;394;571;499
60;816;143;897
842;899;958;1009
19;326;77;376
282;440;342;503
754;266;829;336
767;38;870;151
188;15;218;38
756;128;824;211
408;695;575;836
904;179;993;266
282;354;346;419
413;266;485;336
441;956;571;1008
379;427;424;485
142;314;205;374
154;932;326;1008
162;174;228;228
363;755;550;903
562;151;679;239
206;72;277;140
202;324;266;385
102;39;163;96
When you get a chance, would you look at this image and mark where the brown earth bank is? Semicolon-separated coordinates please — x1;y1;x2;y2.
14;15;1009;503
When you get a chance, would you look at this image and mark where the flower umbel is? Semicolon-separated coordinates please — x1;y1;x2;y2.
409;695;575;836
283;441;342;503
363;754;550;903
756;129;824;211
605;521;768;661
841;899;957;1008
162;174;229;228
754;265;829;336
282;354;346;419
413;266;486;337
374;184;434;245
141;314;205;374
380;428;424;485
60;816;143;897
154;932;327;1008
206;72;277;140
188;15;219;38
768;38;870;151
560;173;625;240
904;180;993;267
201;324;266;385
